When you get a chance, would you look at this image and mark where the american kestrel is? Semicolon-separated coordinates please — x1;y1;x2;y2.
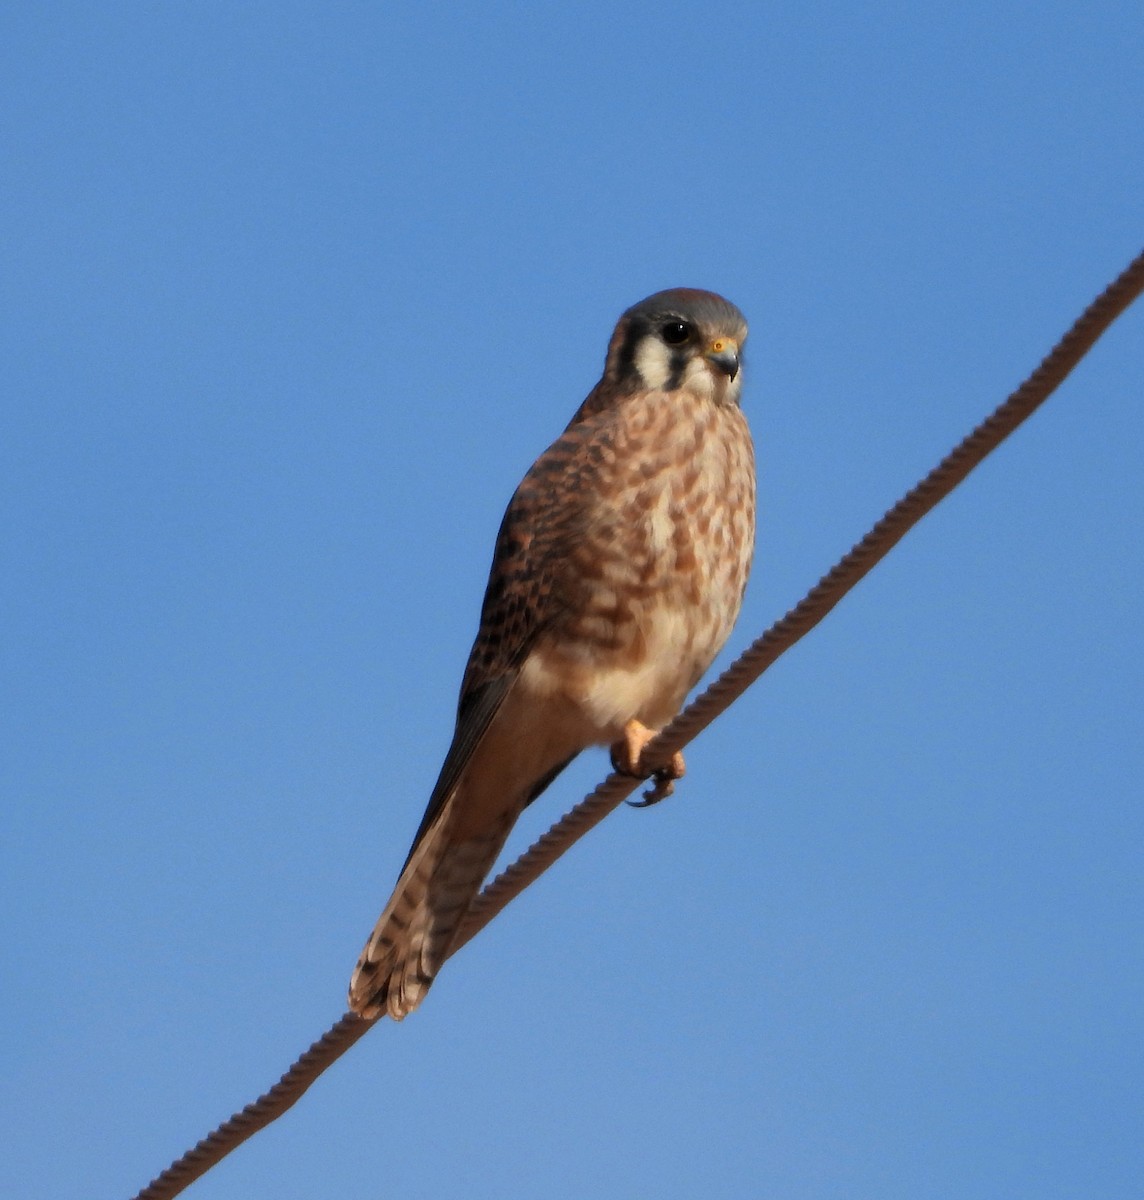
349;288;756;1020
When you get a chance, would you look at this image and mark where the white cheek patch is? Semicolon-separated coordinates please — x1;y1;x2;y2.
634;337;673;389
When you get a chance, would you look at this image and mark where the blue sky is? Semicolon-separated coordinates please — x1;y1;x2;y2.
2;5;1141;1198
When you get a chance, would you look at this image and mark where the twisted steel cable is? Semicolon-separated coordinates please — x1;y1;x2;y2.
131;247;1144;1200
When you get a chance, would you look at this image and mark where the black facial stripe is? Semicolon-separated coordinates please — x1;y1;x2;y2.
665;347;690;390
613;320;646;384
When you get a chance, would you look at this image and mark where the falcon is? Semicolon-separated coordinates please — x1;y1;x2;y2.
349;288;756;1020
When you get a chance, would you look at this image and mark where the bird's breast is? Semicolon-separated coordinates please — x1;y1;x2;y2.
522;392;755;739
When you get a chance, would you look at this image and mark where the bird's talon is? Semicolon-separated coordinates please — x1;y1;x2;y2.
614;719;686;808
627;772;676;808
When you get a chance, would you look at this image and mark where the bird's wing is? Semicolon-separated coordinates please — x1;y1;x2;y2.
398;410;615;866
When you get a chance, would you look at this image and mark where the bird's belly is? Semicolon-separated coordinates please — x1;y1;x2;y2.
519;586;738;741
581;599;724;731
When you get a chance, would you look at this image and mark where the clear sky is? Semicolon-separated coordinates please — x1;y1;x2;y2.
3;5;1141;1199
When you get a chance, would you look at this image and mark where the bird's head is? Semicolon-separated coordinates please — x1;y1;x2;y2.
603;288;748;406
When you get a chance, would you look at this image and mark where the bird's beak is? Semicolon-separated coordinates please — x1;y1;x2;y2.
705;338;740;380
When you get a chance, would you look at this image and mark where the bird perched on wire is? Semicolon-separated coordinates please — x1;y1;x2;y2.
349;288;756;1020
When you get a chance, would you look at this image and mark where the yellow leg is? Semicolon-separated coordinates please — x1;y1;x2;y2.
610;719;686;806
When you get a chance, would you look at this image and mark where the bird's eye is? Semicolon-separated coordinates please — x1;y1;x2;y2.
660;320;691;345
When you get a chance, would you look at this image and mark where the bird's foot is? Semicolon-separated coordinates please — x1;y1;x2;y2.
610;718;686;808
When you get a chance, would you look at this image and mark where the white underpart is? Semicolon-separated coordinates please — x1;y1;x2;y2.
580;603;696;731
517;595;705;735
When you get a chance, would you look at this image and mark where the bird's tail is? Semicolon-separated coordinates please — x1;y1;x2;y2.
348;806;515;1020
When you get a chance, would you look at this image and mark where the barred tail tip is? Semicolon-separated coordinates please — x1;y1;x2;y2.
348;811;518;1021
349;934;435;1021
